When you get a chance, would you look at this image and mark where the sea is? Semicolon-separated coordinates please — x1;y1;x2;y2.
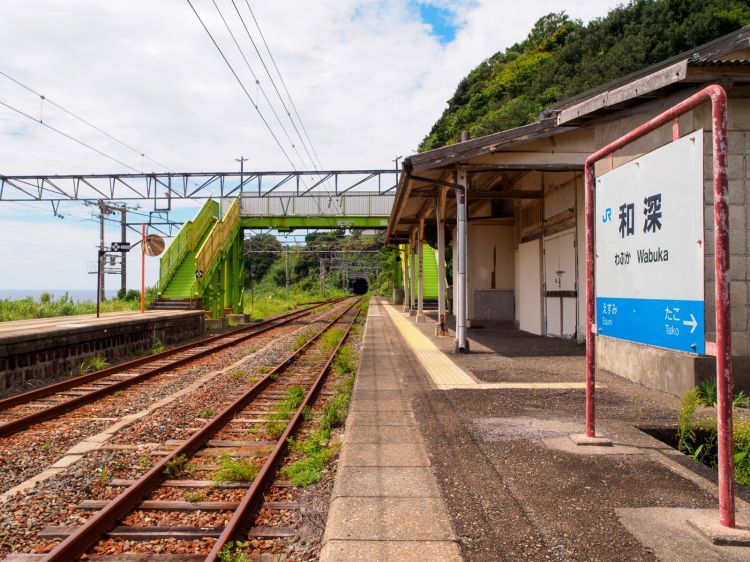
0;289;120;302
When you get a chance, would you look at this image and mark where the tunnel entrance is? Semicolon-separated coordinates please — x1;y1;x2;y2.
350;277;368;295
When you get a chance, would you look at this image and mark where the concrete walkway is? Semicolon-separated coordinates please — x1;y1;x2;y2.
320;300;461;561
324;297;750;561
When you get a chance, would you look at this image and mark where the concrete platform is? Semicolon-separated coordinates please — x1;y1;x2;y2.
0;310;205;391
325;298;750;561
321;298;461;561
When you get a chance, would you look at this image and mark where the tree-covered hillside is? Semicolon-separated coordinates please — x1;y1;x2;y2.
419;0;750;151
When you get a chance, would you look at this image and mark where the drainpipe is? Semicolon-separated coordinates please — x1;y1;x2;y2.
455;166;469;353
417;218;425;322
410;230;417;315
436;194;448;336
402;244;411;312
404;172;469;350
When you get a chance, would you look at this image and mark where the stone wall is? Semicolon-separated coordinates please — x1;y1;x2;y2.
0;312;205;391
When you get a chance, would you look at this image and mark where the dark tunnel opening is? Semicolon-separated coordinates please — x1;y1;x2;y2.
350;277;368;295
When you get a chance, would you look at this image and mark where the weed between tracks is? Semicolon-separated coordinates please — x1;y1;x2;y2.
151;338;165;354
262;386;306;439
162;454;197;478
212;455;260;483
281;343;358;487
80;355;109;373
183;490;206;503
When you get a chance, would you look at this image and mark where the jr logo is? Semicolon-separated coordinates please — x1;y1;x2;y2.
602;208;612;223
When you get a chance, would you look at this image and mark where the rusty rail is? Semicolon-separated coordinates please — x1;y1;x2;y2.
207;302;362;559
0;298;345;439
41;297;360;561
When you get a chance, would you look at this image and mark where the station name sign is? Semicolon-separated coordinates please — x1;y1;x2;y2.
595;130;705;354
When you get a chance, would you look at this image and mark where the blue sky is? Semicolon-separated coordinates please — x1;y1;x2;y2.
0;0;624;292
415;2;460;44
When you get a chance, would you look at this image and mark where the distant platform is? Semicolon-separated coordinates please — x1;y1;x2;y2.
0;310;205;391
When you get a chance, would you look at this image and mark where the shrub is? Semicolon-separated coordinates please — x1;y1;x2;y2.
80;356;109;373
151;338;165;354
212;455;259;482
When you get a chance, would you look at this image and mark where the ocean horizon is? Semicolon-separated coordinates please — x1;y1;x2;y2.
0;289;120;302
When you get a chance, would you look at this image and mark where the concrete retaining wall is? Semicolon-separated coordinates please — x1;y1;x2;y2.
0;312;205;391
597;335;750;397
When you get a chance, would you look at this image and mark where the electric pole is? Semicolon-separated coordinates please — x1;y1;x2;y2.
285;245;289;298
97;202;113;302
319;257;325;294
235;156;248;192
120;207;127;294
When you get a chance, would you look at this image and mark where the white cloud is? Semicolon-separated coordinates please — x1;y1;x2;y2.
0;0;622;290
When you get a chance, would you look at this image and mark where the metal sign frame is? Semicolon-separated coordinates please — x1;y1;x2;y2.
595;130;705;354
584;85;734;527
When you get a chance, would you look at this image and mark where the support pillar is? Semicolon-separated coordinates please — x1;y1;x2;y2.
416;219;426;322
402;244;411;312
232;233;244;313
409;231;417;316
436;191;448;336
454;167;469;353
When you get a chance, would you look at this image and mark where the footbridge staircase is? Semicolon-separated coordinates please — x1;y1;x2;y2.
157;190;395;318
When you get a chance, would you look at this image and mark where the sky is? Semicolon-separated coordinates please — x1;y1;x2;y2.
0;0;624;294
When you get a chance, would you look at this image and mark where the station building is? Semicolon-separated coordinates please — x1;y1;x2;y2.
387;26;750;396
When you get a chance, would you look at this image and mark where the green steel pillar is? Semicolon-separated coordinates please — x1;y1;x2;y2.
223;247;233;312
212;262;225;318
234;231;245;313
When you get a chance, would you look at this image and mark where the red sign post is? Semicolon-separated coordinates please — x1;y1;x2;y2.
584;85;734;527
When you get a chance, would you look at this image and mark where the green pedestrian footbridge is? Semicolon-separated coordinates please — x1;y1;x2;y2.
156;191;397;317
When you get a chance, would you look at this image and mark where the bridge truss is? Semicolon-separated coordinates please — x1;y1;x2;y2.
0;169;400;208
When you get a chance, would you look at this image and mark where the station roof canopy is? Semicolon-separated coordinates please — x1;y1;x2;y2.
386;25;750;242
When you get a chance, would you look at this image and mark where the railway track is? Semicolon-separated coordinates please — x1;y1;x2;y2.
21;297;361;561
0;299;344;438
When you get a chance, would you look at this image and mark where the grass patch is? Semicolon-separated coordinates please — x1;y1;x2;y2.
197;408;215;419
163;454;190;478
242;282;345;322
321;328;345;351
282;430;341;487
0;290;151;321
139;455;152;470
151;338;165;354
80;356;109;373
218;541;251;562
293;331;314;350
281;356;358;487
333;345;356;376
696;378;749;408
212;454;259;482
677;386;750;486
183;491;205;503
263;386;306;438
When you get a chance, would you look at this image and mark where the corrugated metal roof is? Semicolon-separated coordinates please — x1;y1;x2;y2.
689;58;750;67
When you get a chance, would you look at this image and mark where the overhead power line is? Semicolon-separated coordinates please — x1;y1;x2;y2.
244;0;323;168
0;70;171;172
0;98;140;172
185;0;300;172
209;0;313;170
235;1;341;215
230;0;319;171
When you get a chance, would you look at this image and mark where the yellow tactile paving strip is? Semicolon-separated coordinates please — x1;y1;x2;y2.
383;304;602;391
383;304;477;389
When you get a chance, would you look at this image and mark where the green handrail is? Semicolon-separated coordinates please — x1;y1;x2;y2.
195;197;240;291
158;199;219;291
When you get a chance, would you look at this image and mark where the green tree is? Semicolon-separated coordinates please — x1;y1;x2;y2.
420;0;750;152
244;233;281;284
